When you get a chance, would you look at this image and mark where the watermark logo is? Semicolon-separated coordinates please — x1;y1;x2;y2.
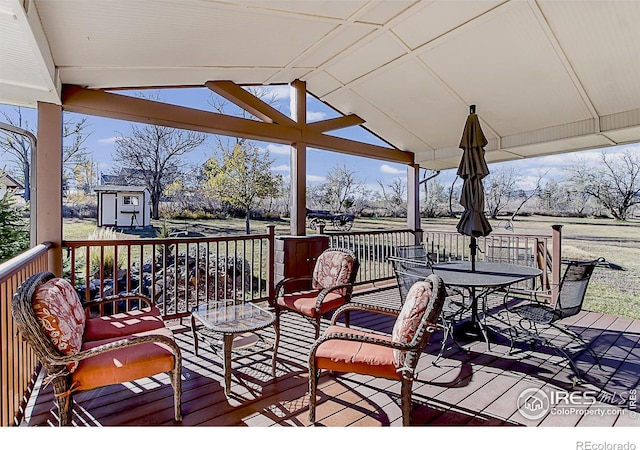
516;387;638;420
517;387;550;420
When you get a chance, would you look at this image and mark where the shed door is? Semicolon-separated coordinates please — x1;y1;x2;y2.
101;193;117;226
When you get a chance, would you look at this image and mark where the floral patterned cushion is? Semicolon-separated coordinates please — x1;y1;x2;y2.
391;280;434;369
32;278;85;372
311;250;355;294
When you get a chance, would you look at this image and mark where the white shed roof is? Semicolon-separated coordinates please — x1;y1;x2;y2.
94;185;149;193
2;0;640;170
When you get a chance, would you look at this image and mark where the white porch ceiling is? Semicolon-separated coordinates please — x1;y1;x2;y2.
2;0;640;170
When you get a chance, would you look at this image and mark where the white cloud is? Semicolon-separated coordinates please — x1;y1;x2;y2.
272;164;289;172
264;143;290;155
307;111;327;121
307;174;326;183
98;136;118;144
267;85;291;101
380;164;404;174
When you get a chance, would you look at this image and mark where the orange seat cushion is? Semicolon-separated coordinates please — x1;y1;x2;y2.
72;327;176;392
276;291;346;317
84;306;166;341
313;325;402;380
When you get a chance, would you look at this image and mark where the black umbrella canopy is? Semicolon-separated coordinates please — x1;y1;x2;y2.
456;106;492;270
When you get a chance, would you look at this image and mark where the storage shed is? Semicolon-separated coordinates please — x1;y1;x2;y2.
95;185;150;228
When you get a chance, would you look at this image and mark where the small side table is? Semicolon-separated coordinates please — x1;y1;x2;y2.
190;300;279;396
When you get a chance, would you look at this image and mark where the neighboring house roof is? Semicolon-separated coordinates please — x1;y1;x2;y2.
100;174;122;184
0;172;24;190
101;168;152;186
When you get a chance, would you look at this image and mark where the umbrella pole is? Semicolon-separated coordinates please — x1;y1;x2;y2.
470;236;477;272
470;236;478;333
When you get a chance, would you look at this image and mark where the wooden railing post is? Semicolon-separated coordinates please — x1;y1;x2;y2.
413;229;423;246
551;224;563;304
266;224;276;300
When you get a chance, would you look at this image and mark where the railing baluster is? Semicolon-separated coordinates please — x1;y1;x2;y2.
0;243;52;426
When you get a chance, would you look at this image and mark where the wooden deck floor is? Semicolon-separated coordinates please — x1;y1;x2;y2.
22;285;640;427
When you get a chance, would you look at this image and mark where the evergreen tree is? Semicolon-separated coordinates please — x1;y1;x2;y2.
0;192;29;262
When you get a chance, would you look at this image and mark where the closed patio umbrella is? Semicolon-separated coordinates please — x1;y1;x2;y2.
456;105;492;271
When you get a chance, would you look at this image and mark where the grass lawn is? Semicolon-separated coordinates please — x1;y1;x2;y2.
63;214;640;320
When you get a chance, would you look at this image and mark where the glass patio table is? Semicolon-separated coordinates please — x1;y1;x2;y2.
190;300;279;395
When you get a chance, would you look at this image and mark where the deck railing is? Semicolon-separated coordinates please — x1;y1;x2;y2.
62;226;276;320
326;225;560;296
321;227;419;287
1;224;561;426
0;242;52;427
424;227;558;294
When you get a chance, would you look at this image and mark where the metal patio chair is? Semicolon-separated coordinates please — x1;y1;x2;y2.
389;244;469;364
502;257;605;382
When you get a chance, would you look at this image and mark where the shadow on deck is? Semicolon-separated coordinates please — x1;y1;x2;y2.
22;285;640;427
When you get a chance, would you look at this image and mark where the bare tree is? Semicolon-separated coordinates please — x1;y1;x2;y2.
448;175;460;217
484;166;520;219
318;164;365;212
510;170;549;221
552;177;595;217
423;178;448;217
0;107;91;201
567;150;640;220
377;178;405;216
114;124;207;219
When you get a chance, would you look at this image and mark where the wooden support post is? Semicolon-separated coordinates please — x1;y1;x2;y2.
290;80;307;236
407;164;422;244
37;102;63;276
551;224;563;304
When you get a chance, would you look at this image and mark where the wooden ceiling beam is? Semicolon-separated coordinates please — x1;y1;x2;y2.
62;85;299;143
61;84;413;165
205;80;296;126
307;114;365;133
304;132;413;164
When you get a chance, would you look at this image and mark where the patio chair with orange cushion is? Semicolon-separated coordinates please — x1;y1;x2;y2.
11;271;182;426
308;274;447;426
271;247;359;339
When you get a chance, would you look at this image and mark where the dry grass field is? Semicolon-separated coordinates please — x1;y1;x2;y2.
63;214;640;320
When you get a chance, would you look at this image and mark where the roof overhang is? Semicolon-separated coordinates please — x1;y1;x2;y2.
2;0;640;170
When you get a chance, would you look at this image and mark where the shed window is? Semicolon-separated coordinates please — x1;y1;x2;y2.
123;196;139;206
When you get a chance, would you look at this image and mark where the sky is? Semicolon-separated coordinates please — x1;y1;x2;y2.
0;86;636;196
